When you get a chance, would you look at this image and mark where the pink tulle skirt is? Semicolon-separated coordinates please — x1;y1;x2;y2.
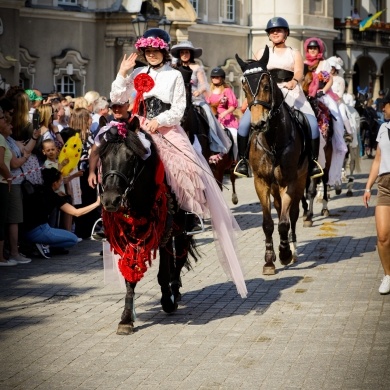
141;120;247;298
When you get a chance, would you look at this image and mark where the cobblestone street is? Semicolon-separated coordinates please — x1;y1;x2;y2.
1;158;389;390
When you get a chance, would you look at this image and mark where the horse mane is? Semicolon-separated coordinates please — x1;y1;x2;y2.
98;120;154;160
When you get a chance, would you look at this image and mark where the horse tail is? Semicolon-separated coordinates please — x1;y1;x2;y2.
184;236;200;270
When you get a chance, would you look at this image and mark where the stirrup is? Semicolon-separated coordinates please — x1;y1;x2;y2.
185;212;205;236
91;218;106;241
234;159;249;178
310;160;324;179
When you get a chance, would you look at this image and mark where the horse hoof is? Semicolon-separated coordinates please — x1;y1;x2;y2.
232;194;238;205
321;209;330;217
117;322;134;335
346;190;353;197
263;265;276;275
303;220;313;228
161;293;178;314
291;254;298;264
280;254;293;266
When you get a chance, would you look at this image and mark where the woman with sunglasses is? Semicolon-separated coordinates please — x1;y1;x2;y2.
235;17;323;180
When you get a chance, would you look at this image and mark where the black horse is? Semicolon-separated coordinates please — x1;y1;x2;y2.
178;66;238;204
98;118;198;335
355;89;379;158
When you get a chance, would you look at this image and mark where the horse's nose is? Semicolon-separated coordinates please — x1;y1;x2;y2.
101;193;122;212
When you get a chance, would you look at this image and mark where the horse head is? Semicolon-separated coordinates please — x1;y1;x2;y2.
99;117;157;214
355;86;369;111
236;46;281;131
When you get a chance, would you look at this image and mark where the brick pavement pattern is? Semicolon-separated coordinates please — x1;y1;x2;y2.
1;159;389;390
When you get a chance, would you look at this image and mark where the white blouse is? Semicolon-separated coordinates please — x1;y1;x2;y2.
110;64;186;128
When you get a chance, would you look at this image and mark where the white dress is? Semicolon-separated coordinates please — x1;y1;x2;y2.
315;61;348;186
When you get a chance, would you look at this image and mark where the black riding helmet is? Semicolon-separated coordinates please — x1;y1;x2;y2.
210;67;225;78
307;40;320;48
265;17;290;36
142;28;171;46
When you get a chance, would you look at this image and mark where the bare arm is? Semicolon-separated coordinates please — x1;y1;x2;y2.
88;143;99;188
10;148;31;169
60;197;100;217
0;146;12;189
22;128;41;152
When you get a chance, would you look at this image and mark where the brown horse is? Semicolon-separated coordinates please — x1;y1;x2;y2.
178;66;238;204
236;47;308;275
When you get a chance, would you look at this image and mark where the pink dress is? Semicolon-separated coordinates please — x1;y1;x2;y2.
109;64;248;298
206;88;239;129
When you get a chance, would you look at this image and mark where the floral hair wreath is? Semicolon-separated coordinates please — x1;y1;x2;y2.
135;37;169;51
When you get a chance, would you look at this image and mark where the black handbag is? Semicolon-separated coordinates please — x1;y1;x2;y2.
21;178;36;196
20;166;37;196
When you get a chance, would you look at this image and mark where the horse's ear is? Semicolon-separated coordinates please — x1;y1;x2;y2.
235;54;247;72
258;46;269;69
128;115;140;132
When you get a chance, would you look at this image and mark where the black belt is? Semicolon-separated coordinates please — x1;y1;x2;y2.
269;69;294;83
139;97;171;119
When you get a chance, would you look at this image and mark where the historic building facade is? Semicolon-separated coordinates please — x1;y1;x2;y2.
0;0;389;102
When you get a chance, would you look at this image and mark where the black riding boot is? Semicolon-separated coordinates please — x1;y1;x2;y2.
234;134;249;177
310;138;324;179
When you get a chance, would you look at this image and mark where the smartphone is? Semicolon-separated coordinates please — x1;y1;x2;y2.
32;113;40;130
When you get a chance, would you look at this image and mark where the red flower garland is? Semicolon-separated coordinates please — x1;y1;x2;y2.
102;158;168;283
132;73;155;116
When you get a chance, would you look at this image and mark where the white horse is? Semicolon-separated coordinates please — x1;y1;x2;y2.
343;104;361;196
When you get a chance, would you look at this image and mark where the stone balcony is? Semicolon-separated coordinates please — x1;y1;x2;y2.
334;18;390;50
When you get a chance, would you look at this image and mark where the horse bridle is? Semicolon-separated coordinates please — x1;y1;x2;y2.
102;156;145;207
243;69;293;162
243;69;287;121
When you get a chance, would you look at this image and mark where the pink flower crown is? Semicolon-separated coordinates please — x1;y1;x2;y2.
135;36;169;51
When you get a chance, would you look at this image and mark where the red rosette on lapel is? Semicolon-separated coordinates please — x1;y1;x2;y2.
132;73;155;116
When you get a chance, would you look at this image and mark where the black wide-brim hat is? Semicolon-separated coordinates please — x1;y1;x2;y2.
171;41;202;59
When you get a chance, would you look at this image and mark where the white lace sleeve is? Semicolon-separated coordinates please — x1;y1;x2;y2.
110;73;135;104
155;71;186;127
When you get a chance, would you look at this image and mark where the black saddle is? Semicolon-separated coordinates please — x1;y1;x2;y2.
285;103;310;160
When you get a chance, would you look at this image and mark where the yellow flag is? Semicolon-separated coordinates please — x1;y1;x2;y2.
359;9;386;31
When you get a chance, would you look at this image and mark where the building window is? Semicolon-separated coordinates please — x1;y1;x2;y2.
220;0;235;22
189;0;198;13
57;75;75;97
58;0;77;5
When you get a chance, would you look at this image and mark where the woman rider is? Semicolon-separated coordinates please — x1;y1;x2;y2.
234;17;323;180
107;28;247;298
170;41;232;161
